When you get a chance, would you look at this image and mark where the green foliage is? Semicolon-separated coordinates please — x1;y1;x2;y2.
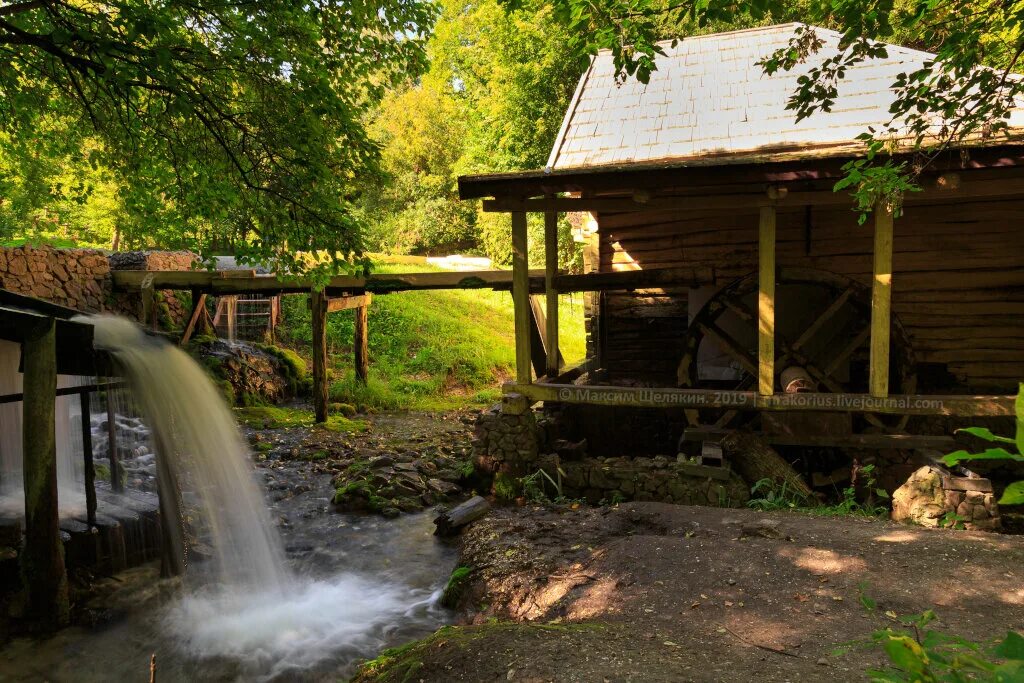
0;0;436;270
493;471;520;502
275;267;586;411
747;477;812;511
862;608;1024;682
521;466;566;502
941;383;1024;506
234;406;366;433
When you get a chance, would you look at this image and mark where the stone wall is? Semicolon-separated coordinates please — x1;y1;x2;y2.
0;246;195;326
472;401;748;508
0;246;111;312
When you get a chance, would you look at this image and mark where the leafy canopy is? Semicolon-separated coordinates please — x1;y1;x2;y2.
0;0;435;272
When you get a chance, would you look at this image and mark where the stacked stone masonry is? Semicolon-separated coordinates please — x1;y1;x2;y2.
473;404;749;507
0;246;195;326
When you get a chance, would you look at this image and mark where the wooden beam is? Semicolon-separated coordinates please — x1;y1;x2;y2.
510;381;1016;416
479;173;1024;213
326;293;372;313
682;427;957;450
179;292;208;346
511;211;532;384
310;290;329;422
112;266;715;296
527;296;551;378
79;391;96;528
870;203;894;398
354;300;369;384
21;316;69;629
544;209;560;376
758;204;776;396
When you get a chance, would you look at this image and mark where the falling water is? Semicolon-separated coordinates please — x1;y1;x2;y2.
79;315;447;678
84;315;288;590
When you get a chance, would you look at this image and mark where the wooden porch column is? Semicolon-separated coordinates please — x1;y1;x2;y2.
21;317;70;629
758;205;777;396
354;299;369;384
511;211;532;384
310;290;329;422
544;210;560;376
870;203;894;398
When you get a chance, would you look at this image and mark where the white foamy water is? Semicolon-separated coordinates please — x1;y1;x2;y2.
168;577;441;679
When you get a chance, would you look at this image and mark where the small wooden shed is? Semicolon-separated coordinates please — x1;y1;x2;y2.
458;24;1024;452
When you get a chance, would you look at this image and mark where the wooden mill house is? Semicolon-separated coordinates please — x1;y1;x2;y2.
458;24;1024;462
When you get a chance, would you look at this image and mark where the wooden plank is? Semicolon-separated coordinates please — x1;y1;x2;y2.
544;209;560;376
479;173;1024;213
112;267;713;295
758;205;776;396
528;296;549;378
354;300;369;384
513;381;1016;416
326;294;373;313
179;292;207;346
79;391;96;528
21;316;70;629
682;426;956;450
310;290;329;422
512;212;532;384
870;204;894;398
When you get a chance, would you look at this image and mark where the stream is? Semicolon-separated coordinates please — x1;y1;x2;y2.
0;456;458;682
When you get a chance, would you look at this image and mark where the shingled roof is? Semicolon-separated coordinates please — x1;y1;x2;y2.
546;23;1024;171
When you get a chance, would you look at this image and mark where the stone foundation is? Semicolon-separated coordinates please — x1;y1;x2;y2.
472;401;748;508
891;465;1001;531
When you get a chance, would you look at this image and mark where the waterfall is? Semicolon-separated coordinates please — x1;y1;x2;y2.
82;315;289;591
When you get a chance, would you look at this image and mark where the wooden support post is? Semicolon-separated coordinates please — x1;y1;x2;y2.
106;390;122;492
310;290;329;422
79;391;96;528
141;278;156;331
179;292;208;346
758;205;776;396
354;299;369;384
511;211;532;384
21;317;70;629
544;210;560;376
870;203;894;398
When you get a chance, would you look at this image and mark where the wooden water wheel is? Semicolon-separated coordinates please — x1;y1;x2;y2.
677;267;915;431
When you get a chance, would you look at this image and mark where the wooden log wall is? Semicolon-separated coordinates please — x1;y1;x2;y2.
597;196;1024;392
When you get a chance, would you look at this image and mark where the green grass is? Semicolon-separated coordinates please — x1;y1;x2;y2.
234;406;367;433
277;259;586;411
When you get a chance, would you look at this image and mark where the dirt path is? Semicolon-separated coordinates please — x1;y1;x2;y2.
355;502;1024;682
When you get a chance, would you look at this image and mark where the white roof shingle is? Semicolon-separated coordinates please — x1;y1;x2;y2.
547;23;1024;170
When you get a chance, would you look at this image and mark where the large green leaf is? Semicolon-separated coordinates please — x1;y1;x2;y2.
995;631;1024;661
1015;383;1024;456
999;482;1024;507
956;427;1017;445
942;448;1024;467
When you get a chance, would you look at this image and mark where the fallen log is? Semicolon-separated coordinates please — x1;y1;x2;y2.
720;432;815;503
434;496;490;537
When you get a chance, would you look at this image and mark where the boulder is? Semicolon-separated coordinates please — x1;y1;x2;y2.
891;465;1001;531
189;338;299;406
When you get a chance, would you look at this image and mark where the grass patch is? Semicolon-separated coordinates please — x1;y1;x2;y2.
352;621;605;683
235;406;367;433
275;259;586;411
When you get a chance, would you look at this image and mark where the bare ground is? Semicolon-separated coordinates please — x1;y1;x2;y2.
355;502;1024;682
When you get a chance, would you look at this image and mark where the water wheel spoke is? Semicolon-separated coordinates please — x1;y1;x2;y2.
791;286;856;352
697;322;758;376
823;326;870;376
722;298;755;323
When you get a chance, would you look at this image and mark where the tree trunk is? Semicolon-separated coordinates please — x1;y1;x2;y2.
720;431;814;501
